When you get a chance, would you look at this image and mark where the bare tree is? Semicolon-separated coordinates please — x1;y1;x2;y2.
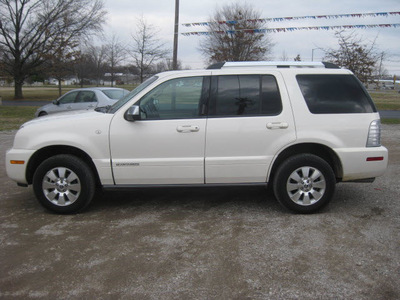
130;16;169;83
90;44;107;86
199;3;273;64
74;51;93;87
45;35;80;96
154;58;183;73
0;0;106;99
105;35;126;87
280;51;289;61
324;31;379;84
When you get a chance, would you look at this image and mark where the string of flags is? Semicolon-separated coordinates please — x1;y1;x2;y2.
182;11;400;27
181;23;400;36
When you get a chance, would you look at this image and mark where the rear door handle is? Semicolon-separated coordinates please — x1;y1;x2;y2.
267;122;289;129
176;125;200;133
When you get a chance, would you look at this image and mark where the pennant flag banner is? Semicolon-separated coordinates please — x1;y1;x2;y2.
181;23;400;36
182;11;400;27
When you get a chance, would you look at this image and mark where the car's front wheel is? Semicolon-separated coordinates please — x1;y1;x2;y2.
273;154;336;213
33;155;95;214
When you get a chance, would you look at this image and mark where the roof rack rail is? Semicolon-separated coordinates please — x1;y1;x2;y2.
207;61;340;69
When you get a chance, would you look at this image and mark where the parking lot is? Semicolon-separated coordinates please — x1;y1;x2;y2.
1;125;399;299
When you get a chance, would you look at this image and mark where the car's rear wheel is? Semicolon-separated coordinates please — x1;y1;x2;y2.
33;155;95;214
273;154;336;213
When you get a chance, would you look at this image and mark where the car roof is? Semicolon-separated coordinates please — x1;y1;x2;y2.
64;87;129;93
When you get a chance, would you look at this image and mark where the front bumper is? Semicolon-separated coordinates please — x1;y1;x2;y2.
6;148;36;185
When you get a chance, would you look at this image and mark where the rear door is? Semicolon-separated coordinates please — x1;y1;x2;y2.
205;72;296;183
72;91;98;110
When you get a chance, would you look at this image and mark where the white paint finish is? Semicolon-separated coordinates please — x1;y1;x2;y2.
109;118;207;184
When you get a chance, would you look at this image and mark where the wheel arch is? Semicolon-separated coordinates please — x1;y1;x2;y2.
269;143;343;183
26;145;101;187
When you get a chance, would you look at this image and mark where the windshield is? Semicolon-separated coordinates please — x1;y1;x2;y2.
108;76;159;113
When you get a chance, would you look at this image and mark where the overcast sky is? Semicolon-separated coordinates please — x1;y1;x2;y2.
103;0;400;74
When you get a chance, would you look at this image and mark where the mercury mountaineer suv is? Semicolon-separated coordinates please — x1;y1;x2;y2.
6;61;388;214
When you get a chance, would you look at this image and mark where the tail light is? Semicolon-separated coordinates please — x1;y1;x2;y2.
366;120;381;147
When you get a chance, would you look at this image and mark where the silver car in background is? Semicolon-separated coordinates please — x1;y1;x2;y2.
35;87;130;117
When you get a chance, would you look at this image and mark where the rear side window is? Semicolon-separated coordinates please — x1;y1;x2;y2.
76;91;97;103
296;74;376;114
210;75;282;116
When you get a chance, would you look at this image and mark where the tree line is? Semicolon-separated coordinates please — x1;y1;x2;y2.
0;0;174;99
0;1;387;99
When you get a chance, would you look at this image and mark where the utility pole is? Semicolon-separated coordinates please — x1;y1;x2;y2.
311;48;318;61
172;0;179;70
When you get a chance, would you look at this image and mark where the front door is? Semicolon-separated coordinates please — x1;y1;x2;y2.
110;75;210;185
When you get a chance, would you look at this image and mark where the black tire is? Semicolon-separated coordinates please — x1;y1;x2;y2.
38;111;48;117
273;154;336;213
33;154;95;214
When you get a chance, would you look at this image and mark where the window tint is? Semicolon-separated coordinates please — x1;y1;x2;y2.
211;75;282;116
76;91;97;103
58;91;78;104
139;76;205;120
296;74;376;114
261;76;283;115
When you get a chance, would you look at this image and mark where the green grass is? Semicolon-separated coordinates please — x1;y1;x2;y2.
0;85;135;101
0;106;38;131
370;90;400;111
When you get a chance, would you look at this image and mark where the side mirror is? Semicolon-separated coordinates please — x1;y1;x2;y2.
52;100;59;105
124;105;141;122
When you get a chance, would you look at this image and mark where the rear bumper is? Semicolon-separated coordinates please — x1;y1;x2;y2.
335;146;388;181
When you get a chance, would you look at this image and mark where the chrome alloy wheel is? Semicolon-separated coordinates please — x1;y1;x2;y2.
42;167;81;206
286;166;326;206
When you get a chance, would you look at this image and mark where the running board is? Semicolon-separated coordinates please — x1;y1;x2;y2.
103;182;268;190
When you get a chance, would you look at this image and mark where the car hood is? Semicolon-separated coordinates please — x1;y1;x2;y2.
23;110;102;128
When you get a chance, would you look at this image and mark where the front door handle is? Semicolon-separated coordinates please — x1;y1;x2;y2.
176;125;200;133
267;122;289;129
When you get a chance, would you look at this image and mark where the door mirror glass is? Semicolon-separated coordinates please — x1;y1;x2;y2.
124;105;141;122
52;100;59;105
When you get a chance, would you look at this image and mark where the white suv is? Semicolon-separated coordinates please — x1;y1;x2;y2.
6;61;388;214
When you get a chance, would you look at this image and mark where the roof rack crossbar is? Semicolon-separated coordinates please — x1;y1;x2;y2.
206;61;340;69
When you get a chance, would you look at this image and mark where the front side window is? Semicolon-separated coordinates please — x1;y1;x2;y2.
210;75;282;117
296;74;377;114
58;91;79;104
139;76;205;120
109;76;158;114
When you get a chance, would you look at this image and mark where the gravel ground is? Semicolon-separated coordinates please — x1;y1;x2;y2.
0;125;399;299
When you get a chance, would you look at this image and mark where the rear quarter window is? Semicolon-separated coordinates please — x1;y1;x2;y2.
296;74;376;114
